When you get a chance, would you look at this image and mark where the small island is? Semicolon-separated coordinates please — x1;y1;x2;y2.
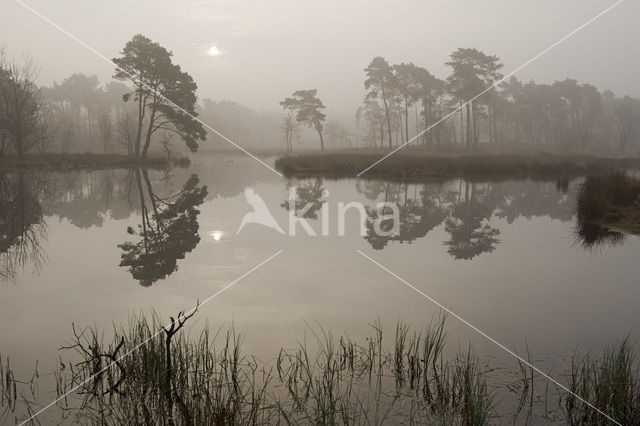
275;151;640;181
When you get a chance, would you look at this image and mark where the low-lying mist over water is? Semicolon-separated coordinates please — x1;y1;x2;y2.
1;0;640;424
2;156;639;423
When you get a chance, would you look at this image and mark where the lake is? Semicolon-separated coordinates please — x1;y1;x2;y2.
1;154;638;423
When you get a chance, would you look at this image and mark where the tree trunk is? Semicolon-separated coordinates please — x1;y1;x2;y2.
404;99;409;143
15;127;24;159
381;85;392;149
316;126;325;151
473;103;479;147
465;103;471;150
135;89;145;160
414;103;419;140
459;107;464;147
488;104;493;144
141;98;158;161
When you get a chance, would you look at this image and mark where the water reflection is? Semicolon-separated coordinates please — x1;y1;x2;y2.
359;179;578;258
283;178;584;258
361;181;448;250
118;170;208;286
573;221;627;250
0;169;208;286
0;173;48;283
281;178;326;219
2;167;633;287
43;170;137;226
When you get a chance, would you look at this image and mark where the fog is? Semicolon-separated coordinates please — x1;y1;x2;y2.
2;0;639;116
3;2;640;424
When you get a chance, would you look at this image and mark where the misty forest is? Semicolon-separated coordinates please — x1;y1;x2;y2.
2;1;640;425
3;40;640;159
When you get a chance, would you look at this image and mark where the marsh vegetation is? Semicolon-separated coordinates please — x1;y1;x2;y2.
576;172;640;233
1;313;638;425
1;28;639;426
275;152;640;180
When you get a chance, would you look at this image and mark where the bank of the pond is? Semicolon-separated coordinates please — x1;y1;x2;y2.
275;152;640;181
0;153;190;171
577;172;640;235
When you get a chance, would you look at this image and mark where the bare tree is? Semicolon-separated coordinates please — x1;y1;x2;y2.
35;102;58;154
325;120;351;149
281;113;299;152
160;131;173;161
0;52;41;158
97;110;113;154
116;111;136;157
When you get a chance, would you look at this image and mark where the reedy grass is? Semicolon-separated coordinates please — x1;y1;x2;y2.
576;172;640;233
2;313;639;425
49;312;494;425
565;337;640;425
275;152;640;181
1;356;17;416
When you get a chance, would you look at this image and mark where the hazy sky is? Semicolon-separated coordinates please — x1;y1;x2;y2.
1;0;638;116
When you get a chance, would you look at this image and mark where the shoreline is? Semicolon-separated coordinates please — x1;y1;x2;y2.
575;172;640;242
275;152;640;181
592;205;640;235
0;153;190;171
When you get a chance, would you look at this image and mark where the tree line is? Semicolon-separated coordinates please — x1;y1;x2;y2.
3;40;640;158
280;49;640;152
0;36;206;161
1;37;288;160
356;50;640;152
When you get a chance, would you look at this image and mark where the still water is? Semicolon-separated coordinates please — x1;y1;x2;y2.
1;155;638;419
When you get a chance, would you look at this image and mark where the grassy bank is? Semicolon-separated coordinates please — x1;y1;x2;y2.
0;153;190;171
275;152;640;181
2;313;639;425
576;172;640;235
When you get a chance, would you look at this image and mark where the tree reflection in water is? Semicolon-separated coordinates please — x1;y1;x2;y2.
363;181;448;250
118;170;208;286
0;173;48;283
281;177;326;219
443;181;500;260
573;219;627;250
355;178;579;259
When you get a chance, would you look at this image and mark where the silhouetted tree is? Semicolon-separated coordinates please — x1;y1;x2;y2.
446;48;502;149
280;89;326;150
281;113;299;152
116;111;137;156
356;100;385;148
412;66;445;146
393;63;421;143
0;54;41;158
34;102;57;154
364;57;395;148
113;34;206;160
614;96;640;152
97;110;113;154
